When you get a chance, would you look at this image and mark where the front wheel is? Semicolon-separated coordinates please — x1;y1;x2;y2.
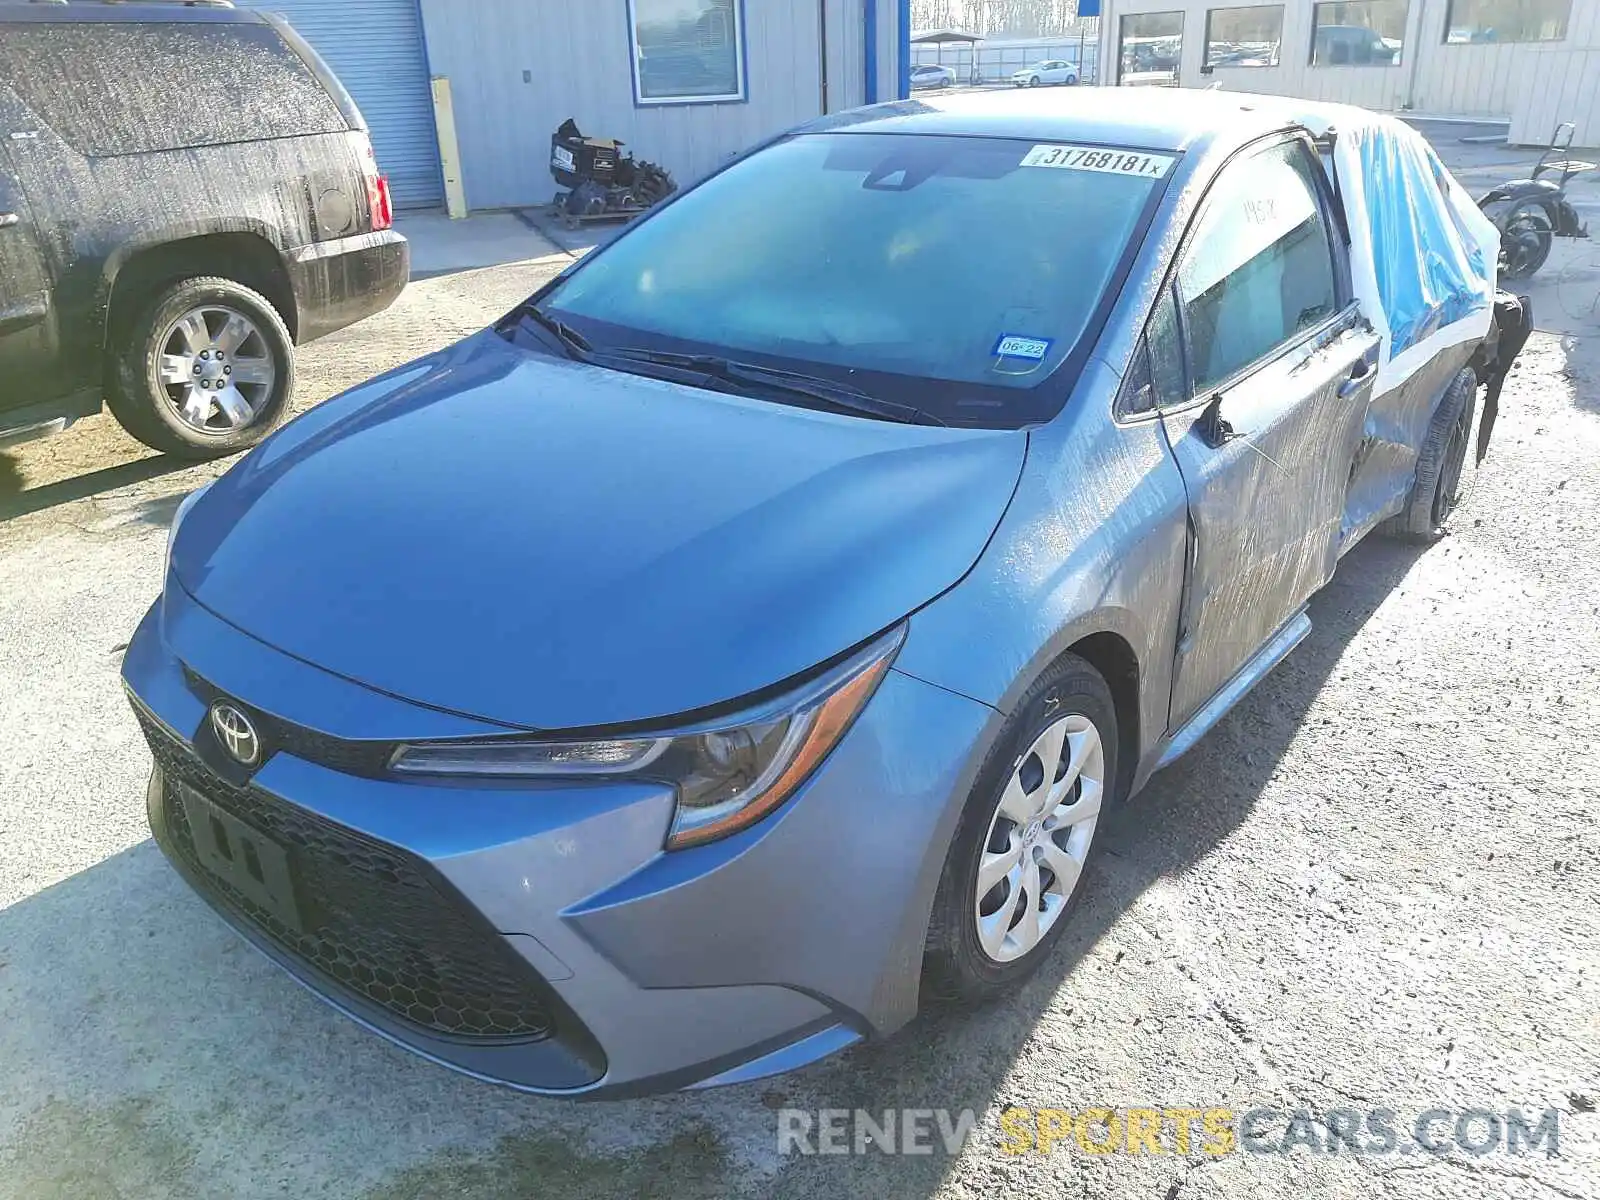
924;654;1118;1003
1499;201;1554;280
1027;76;1041;87
107;276;295;460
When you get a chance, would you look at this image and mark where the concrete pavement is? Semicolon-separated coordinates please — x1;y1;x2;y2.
395;210;571;279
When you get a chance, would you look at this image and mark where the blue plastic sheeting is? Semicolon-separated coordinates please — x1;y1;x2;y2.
1355;125;1494;358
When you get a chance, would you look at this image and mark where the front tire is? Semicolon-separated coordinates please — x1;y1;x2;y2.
1498;201;1554;280
1027;76;1041;87
924;654;1119;1003
107;276;295;460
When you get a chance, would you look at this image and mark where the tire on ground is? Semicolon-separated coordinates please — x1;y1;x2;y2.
1381;367;1478;542
923;652;1120;1005
107;276;295;460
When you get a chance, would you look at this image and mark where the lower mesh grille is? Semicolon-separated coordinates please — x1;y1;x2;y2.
137;709;554;1043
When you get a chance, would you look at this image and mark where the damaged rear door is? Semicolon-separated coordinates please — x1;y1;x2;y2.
1156;136;1380;732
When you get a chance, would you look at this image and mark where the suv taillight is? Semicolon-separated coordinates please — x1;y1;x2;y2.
360;138;393;231
370;174;394;231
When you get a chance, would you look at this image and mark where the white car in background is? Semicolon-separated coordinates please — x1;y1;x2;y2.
1012;60;1079;87
909;64;957;90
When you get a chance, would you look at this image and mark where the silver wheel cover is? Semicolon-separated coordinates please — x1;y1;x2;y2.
975;713;1105;963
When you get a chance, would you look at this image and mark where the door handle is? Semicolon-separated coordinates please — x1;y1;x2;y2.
0;212;19;229
1338;359;1372;398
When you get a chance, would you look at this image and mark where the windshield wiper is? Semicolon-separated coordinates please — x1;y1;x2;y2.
508;302;592;361
603;348;944;426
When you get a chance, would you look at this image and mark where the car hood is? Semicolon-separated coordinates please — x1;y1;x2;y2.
173;333;1028;730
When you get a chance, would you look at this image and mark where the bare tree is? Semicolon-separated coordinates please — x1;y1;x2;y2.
913;1;1085;37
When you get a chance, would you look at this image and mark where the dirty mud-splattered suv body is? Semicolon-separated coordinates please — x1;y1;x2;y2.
0;3;408;459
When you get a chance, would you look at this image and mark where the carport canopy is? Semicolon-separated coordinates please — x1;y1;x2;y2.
910;29;984;44
910;28;984;68
911;28;984;48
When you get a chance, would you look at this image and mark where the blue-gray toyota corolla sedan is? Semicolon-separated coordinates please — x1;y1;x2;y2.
123;88;1522;1097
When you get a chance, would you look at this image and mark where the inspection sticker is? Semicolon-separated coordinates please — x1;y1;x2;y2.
993;335;1053;361
1020;144;1175;179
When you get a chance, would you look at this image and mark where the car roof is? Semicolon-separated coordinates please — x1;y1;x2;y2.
0;2;264;24
801;86;1299;155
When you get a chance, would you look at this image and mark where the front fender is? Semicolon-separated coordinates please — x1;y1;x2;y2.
893;359;1189;777
1478;178;1562;208
1478;181;1564;229
1482;189;1586;238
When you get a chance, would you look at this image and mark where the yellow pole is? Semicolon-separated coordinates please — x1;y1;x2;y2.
430;76;469;219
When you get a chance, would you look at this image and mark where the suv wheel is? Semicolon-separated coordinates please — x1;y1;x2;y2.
924;653;1118;1003
108;276;294;460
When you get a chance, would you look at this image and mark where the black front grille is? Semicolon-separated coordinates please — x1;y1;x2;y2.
181;668;397;778
137;708;554;1043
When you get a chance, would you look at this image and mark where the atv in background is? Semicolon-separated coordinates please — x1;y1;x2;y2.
549;119;676;230
1479;121;1592;281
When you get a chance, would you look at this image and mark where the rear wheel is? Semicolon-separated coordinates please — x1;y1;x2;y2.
1382;368;1478;541
107;276;294;460
924;654;1118;1002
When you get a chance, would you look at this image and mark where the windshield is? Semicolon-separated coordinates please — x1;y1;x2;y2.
537;132;1173;426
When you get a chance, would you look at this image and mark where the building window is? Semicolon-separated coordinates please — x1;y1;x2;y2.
1444;0;1570;43
629;0;747;105
1311;1;1408;66
1119;11;1185;86
1204;5;1285;69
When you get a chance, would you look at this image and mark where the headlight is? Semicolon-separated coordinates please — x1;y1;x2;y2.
164;481;212;576
390;626;904;849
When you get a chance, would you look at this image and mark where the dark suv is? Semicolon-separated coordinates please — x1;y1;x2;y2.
0;1;408;459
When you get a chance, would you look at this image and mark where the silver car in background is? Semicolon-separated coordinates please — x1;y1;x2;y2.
910;63;957;89
1013;59;1080;86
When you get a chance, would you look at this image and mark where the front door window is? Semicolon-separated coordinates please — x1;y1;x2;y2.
1175;142;1339;393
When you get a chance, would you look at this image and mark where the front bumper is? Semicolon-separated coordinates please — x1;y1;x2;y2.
285;229;409;345
122;582;993;1097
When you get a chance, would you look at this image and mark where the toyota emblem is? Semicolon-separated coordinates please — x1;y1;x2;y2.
209;702;260;767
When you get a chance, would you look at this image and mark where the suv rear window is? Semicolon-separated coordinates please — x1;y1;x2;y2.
0;21;348;156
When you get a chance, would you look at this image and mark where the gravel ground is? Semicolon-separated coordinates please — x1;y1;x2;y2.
3;257;1599;1197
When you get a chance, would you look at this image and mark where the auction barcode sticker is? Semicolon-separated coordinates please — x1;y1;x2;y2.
1020;144;1175;179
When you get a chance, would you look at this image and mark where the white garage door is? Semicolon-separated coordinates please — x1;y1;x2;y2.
251;0;443;209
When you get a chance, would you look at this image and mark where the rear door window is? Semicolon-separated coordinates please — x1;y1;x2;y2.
0;21;347;156
1175;141;1339;394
